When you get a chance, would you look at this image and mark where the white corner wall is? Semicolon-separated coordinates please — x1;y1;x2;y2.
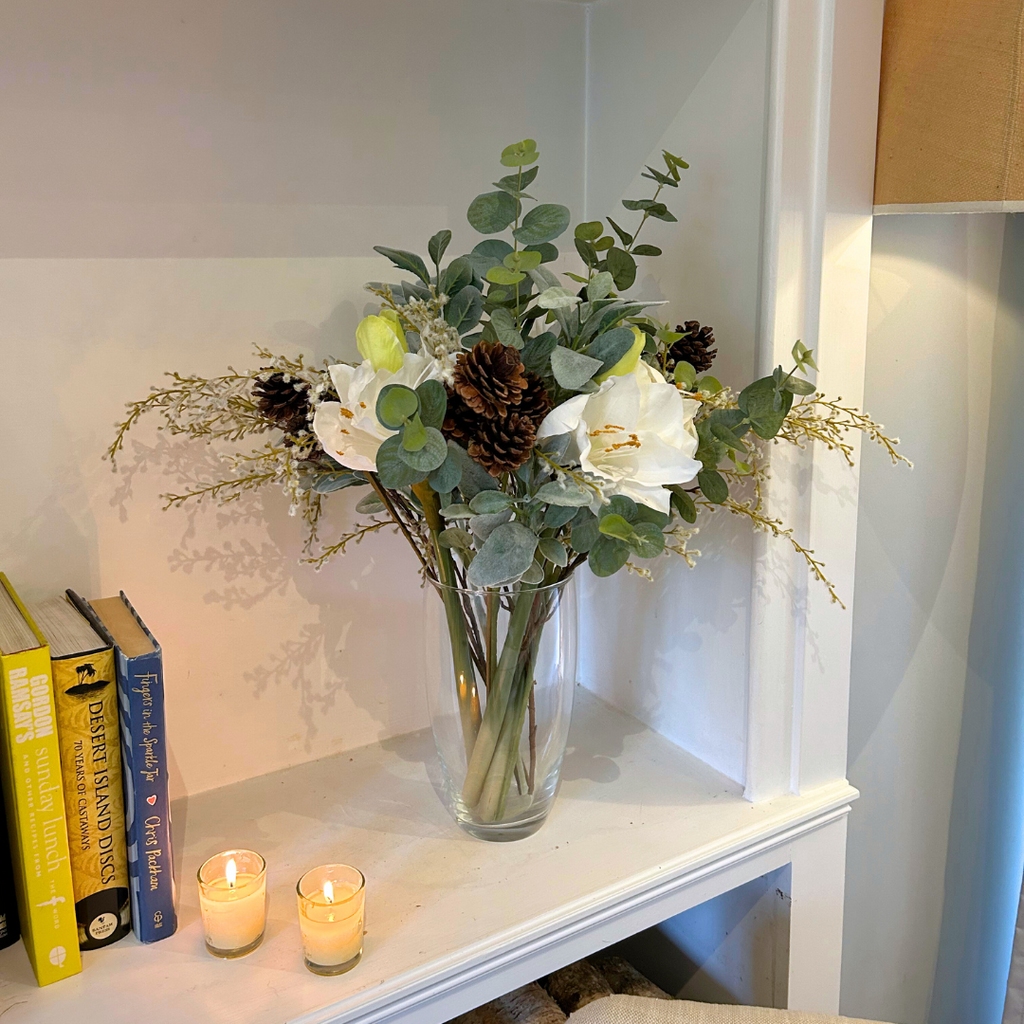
840;213;1008;1024
580;0;770;786
0;0;586;797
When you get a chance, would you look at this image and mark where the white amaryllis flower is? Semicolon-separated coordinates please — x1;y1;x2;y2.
312;351;445;472
537;361;701;514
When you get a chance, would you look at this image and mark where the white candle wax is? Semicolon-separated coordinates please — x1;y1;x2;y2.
197;851;267;956
297;866;365;974
200;874;267;951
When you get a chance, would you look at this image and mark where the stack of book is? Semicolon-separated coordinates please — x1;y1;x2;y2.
0;575;177;986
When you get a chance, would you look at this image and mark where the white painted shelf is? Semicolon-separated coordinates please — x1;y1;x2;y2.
0;691;856;1024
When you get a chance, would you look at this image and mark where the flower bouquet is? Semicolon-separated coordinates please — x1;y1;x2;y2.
111;139;908;840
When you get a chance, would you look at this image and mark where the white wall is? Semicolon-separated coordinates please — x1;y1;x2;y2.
0;0;586;798
840;213;1009;1024
581;0;770;786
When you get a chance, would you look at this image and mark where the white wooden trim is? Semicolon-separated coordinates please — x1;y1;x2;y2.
745;0;883;800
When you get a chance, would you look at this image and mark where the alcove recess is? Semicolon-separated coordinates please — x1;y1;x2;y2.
0;1;880;1021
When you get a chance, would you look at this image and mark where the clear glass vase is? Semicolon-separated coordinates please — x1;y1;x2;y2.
423;574;577;842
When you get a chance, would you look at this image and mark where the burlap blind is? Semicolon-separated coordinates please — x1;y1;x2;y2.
874;0;1024;213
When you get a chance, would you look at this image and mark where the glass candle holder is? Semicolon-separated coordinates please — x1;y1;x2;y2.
197;849;267;958
296;864;365;976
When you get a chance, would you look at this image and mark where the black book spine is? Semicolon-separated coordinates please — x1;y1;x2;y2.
0;789;21;951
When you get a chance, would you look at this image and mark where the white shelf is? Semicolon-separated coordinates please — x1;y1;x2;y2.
0;691;856;1024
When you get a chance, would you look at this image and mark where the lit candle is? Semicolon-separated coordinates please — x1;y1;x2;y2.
197;850;267;958
296;864;365;975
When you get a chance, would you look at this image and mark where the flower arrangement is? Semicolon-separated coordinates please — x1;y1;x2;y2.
110;140;908;837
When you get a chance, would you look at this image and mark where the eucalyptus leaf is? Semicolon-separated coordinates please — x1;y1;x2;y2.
376;435;427;489
598;513;634;542
309;470;365;494
544;502;578;529
428;230;452;268
588;535;630;577
607;217;633;247
602;495;638;523
376;384;419;430
574;221;603;241
575;238;599;268
438;527;474;550
587;326;635;372
606;247;637;290
537;286;581;311
782;376;817;396
536;477;592;507
440;256;473;297
401;415;428;451
439;503;473;519
570;510;600;553
669;485;697;523
428;447;462;492
522;331;558;375
486;266;527;286
674;361;697;388
593;236;614;252
466;522;539;588
632;244;662;257
504;250;542;272
469;490;516;514
355;493;387;515
467;239;514;275
587;272;615;302
514;204;571;245
697;468;729;504
527;265;561;293
445;285;484;335
397;427;448;471
521;561;546;585
494;165;539;193
470;509;513;541
550;346;602;390
489;307;525;349
537;430;571;460
467;191;518;234
738;376;793;439
500;139;539;168
373;246;430;285
630;522;665;558
525;242;559;264
446;441;498;499
416;379;447;429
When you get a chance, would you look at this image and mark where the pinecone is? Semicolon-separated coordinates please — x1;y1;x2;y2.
468;412;538;477
452;341;528;419
517;372;552;426
442;387;478;445
667;321;718;374
253;372;311;434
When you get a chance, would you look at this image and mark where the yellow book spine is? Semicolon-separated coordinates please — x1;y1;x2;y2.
0;645;82;986
52;646;130;948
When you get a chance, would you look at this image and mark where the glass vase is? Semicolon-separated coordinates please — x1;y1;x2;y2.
423;574;577;842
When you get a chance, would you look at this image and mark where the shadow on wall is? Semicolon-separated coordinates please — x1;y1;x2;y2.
931;213;1024;1024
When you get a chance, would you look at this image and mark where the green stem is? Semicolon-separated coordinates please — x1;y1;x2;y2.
414;482;480;756
461;585;537;807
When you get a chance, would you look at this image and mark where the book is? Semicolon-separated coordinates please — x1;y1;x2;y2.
0;793;21;951
29;596;131;950
0;575;81;986
69;592;177;944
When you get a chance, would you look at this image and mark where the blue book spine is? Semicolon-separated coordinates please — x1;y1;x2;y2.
69;592;177;943
116;640;177;943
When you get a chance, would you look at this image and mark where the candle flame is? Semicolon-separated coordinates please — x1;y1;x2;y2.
226;857;237;889
323;879;334;904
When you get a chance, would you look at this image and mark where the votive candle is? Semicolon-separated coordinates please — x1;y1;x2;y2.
197;849;267;958
296;864;365;975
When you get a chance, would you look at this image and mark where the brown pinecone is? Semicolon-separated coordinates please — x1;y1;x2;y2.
253;372;311;434
667;320;718;374
452;341;528;419
517;372;552;426
442;387;478;445
468;412;537;477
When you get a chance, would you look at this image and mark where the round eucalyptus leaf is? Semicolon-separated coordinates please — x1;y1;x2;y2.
486;266;527;286
397;427;448;472
598;513;634;542
466;522;539;588
630;522;665;559
500;139;539;167
376;384;419;430
401;415;428;452
588;535;630;577
513;204;571;245
376;435;427;489
504;249;543;272
468;191;519;234
469;490;515;515
416;379;447;429
574;221;604;241
538;537;568;567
